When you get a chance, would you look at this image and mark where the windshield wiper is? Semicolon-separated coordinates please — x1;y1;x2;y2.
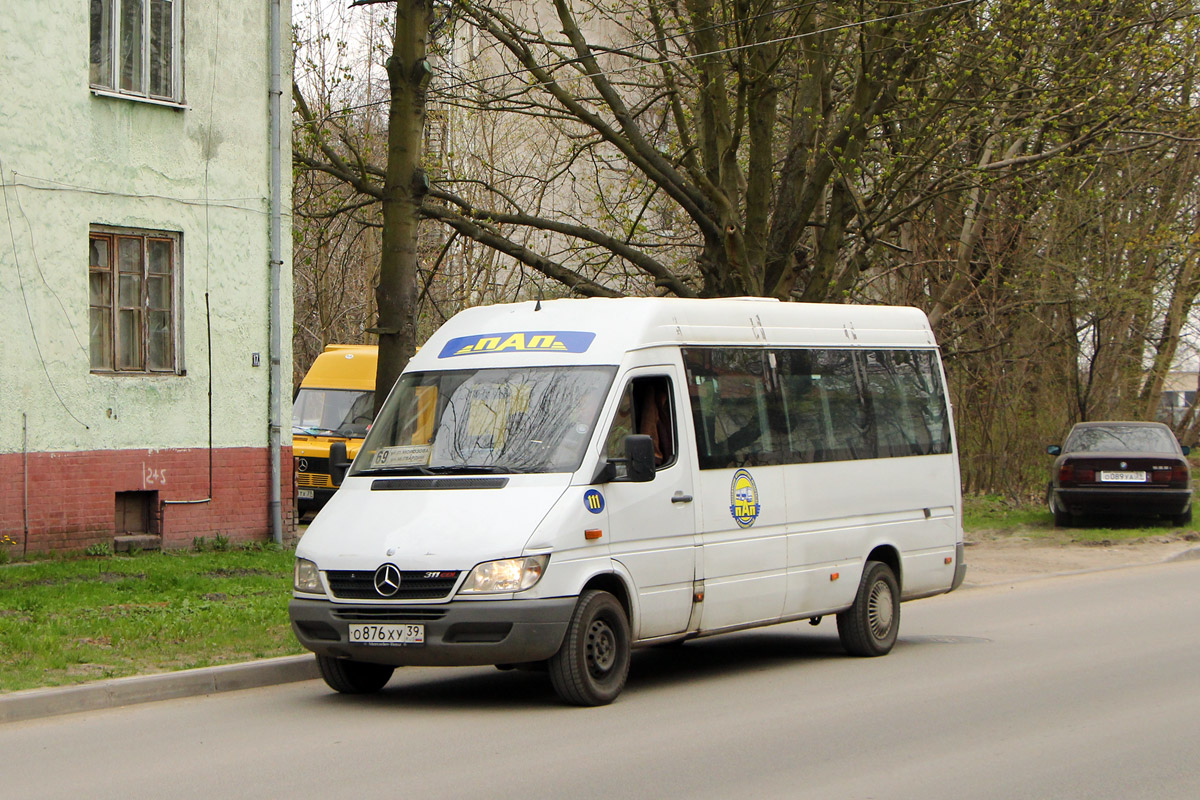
422;464;517;474
292;426;339;436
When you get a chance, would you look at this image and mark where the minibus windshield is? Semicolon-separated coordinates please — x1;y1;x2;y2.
292;388;375;438
352;365;616;475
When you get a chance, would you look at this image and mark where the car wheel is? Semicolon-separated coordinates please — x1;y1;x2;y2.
837;561;900;657
316;655;394;694
1173;506;1193;527
548;590;631;706
1048;489;1073;527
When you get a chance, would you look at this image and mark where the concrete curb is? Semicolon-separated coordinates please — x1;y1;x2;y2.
0;654;319;725
1168;546;1200;562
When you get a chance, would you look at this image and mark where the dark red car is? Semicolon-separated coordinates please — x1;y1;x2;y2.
1046;421;1192;527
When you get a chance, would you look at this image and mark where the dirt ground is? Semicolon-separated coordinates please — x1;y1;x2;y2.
962;528;1200;587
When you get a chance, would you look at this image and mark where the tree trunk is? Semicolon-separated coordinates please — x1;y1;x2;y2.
373;0;432;413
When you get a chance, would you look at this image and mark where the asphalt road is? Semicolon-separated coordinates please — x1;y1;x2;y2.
4;559;1199;800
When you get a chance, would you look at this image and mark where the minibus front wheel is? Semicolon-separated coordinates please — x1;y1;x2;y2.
316;655;395;694
837;561;900;657
548;590;631;706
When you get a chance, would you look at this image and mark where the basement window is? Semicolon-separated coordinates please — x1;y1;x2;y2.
115;491;158;535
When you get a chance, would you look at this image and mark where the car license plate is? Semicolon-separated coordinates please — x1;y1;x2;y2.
348;623;424;645
297;489;314;500
1099;471;1146;483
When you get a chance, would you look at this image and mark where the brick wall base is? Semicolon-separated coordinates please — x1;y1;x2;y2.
0;446;295;554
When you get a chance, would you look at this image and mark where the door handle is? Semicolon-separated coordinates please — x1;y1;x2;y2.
671;493;693;504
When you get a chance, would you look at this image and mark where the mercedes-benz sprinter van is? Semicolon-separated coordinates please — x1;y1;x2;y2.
289;298;966;705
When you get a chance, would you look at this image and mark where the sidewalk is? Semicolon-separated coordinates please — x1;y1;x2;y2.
4;543;1198;725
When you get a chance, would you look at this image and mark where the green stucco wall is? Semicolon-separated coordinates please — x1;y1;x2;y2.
0;1;292;456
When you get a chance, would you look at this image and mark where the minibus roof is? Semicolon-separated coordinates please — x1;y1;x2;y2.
407;298;938;371
300;344;378;391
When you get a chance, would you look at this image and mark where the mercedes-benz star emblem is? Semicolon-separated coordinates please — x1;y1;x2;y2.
373;563;402;597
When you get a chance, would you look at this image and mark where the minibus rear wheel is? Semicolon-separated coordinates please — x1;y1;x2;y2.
837;561;900;657
548;590;631;706
316;655;395;694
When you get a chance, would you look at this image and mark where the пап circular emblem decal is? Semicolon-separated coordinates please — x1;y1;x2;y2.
730;469;761;528
583;489;605;514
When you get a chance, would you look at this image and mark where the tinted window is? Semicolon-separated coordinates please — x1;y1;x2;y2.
682;349;789;469
683;346;951;469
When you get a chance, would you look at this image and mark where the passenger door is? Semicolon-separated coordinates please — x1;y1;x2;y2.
601;369;698;640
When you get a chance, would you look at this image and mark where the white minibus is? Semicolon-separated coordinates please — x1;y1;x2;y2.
289;297;966;705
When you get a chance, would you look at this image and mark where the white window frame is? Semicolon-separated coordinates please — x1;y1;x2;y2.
89;0;183;104
89;226;183;375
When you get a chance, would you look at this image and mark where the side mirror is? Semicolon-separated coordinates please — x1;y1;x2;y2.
329;441;351;487
1182;445;1191;456
1046;445;1061;456
624;434;656;483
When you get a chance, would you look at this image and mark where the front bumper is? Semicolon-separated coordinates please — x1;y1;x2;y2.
1054;486;1191;517
289;596;576;667
295;485;337;513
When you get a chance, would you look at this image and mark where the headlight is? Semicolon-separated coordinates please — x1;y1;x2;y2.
458;555;549;594
294;558;324;594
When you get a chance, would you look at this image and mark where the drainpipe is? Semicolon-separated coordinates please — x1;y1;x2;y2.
267;0;284;545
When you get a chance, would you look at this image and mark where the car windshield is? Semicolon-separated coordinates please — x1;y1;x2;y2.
1065;425;1178;454
292;388;375;438
351;365;616;476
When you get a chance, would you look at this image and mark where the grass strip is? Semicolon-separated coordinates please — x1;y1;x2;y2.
0;546;304;693
963;493;1196;543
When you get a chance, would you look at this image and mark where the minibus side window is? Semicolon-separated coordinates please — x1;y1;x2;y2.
685;346;949;468
804;349;874;461
603;376;677;475
682;348;789;469
776;350;832;462
864;350;930;457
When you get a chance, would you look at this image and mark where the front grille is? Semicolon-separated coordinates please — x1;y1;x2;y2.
326;569;461;600
331;607;449;623
297;472;333;488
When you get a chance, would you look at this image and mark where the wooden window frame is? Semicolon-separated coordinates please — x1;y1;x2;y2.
89;0;183;104
89;227;180;375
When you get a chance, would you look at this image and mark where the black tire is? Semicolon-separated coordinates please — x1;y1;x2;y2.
1048;487;1072;527
316;655;394;694
548;590;631;706
1173;506;1193;527
837;561;900;657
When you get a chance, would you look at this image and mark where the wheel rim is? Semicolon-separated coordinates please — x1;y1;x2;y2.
867;579;894;640
585;616;617;677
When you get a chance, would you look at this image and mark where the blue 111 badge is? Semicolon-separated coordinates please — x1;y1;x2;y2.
583;489;605;514
730;469;761;528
